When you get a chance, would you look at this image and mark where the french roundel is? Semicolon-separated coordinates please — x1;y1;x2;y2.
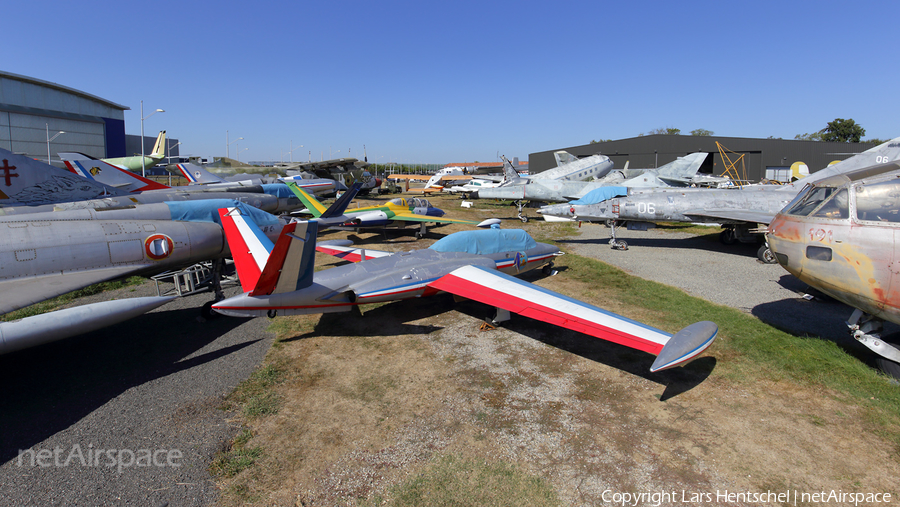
145;234;174;260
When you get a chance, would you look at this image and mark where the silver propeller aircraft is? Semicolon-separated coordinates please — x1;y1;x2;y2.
475;153;712;222
210;207;718;373
473;154;614;221
538;137;900;258
767;161;900;377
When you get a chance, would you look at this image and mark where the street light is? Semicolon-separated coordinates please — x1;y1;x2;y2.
236;147;248;163
141;100;165;177
45;123;64;165
289;140;303;163
227;134;243;159
166;140;181;164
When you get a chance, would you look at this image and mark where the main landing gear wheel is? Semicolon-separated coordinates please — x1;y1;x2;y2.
719;229;737;245
610;239;628;251
542;262;555;275
415;231;425;239
757;244;777;264
519;215;529;223
201;301;219;320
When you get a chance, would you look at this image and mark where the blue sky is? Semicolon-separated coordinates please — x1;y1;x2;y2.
4;0;898;164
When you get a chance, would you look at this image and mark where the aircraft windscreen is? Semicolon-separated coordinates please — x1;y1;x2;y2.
811;189;849;220
784;186;835;217
388;198;407;206
855;179;900;223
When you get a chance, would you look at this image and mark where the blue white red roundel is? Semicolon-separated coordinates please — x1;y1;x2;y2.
145;234;174;260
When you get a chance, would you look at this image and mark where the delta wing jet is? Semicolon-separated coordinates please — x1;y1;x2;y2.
0;150;279;215
211;208;718;373
0;197;296;355
59;153;305;213
538;138;900;258
477;154;712;222
173;162;343;196
473;154;612;221
767;161;900;377
287;182;499;238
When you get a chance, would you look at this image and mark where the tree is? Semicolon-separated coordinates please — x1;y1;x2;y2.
646;127;681;135
794;131;823;141
690;129;714;136
821;118;866;143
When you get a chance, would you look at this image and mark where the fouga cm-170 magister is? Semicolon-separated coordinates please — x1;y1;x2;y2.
211;207;718;373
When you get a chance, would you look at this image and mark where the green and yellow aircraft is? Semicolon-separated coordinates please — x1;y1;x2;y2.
287;182;499;238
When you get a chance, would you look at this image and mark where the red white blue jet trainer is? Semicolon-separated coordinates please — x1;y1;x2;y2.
211;208;718;372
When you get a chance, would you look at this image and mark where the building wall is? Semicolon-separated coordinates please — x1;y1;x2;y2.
529;135;874;182
0;71;128;162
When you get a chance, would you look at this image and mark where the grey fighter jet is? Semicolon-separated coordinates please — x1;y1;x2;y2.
538;137;900;258
475;153;711;222
0;198;289;355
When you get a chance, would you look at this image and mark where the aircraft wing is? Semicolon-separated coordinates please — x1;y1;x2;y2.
683;208;776;225
391;212;480;226
428;265;717;372
0;265;150;315
315;241;394;262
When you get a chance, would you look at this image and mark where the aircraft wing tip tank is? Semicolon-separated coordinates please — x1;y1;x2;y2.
650;320;718;372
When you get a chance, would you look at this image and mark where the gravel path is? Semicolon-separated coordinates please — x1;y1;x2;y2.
0;281;274;506
559;222;897;356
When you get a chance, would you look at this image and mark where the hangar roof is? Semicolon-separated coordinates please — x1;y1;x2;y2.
0;70;129;111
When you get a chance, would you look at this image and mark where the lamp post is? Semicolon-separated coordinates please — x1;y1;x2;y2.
237;147;248;163
288;140;303;163
45;124;65;165
141;100;165;177
166;140;181;164
227;134;243;160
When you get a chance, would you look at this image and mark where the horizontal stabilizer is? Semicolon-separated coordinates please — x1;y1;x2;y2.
650;321;718;372
315;241;393;262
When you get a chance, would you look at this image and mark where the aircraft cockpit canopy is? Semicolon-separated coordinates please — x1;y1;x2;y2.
387;197;430;208
784;171;900;223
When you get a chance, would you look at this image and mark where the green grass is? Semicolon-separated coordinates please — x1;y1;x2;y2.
222;363;285;419
1;276;147;321
369;454;560;507
210;428;264;478
555;250;900;446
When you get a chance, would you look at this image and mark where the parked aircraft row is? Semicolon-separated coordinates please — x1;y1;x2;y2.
0;146;720;377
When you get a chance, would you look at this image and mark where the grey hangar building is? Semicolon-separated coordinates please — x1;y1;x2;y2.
528;134;878;182
0;71;177;169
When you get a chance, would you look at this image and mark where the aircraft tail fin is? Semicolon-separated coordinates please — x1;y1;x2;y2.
0;148;128;205
320;182;362;219
500;156;522;185
656;152;709;179
175;162;226;184
149;131;166;160
60;153;170;192
553;150;576;167
286;181;328;217
218;207;318;295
